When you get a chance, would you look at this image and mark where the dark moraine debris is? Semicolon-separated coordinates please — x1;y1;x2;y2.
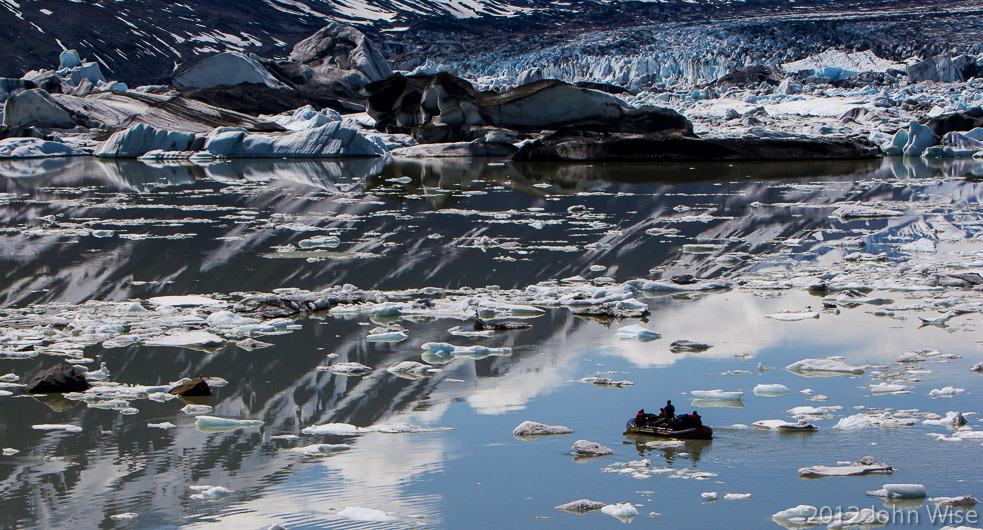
169;376;211;397
670;340;712;353
554;499;607;513
571;305;650;319
714;65;779;86
233;289;379;318
468;317;533;331
23;362;91;394
178;83;349;116
513;130;880;162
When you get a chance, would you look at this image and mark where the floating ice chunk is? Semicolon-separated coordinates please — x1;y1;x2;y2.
645;440;685;449
799;458;893;477
2;448;20;456
205;311;260;328
754;384;789;396
972;362;983;373
929;495;979;507
370;423;452;433
615;324;661;341
788;405;841;417
627;279;731;292
421;342;511;360
766;311;819;321
148;295;224;307
194;416;263;433
337;507;398;523
291;443;352;456
148;392;177;402
0;390;11;397
236;338;274;350
554;499;606;513
772;505;818;521
929;386;967;397
601;502;638;521
786;358;864;376
512;421;573;437
148;422;176;429
189;485;233;501
866;484;926;498
690;389;743;400
302;423;365;435
682;244;724;254
834;414;872;430
298;236;341;249
323;362;372;375
900;239;937;253
32;424;82;432
366;330;408;342
753;419;817;430
832;205;903;219
923;411;967;426
476;301;545;318
670;340;712;353
701;492;718;501
182;404;213;415
109;513;138;521
870;383;911;394
572;440;614;456
724;493;751;500
386;361;438;379
0;373;17;382
577;377;633;387
145;331;226;348
897;352;925;363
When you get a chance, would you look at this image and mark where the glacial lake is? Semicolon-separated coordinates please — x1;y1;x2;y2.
1;155;982;530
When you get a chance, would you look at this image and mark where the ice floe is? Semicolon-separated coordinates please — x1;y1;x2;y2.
148;422;176;429
766;311;819;321
386;360;439;379
753;419;817;430
614;324;661;341
690;389;743;401
923;411;967;426
571;440;613;456
786;358;865;376
194;416;263;432
31;424;82;432
866;483;927;499
144;331;226;348
302;423;366;436
701;492;718;501
512;421;573;437
290;444;352;456
189;485;233;501
600;502;638;521
3;448;21;456
799;457;893;478
753;384;789;396
321;362;372;375
929;386;967;397
337;507;398;523
724;493;751;500
929;496;979;507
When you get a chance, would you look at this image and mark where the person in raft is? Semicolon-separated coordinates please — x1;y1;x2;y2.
663;400;675;419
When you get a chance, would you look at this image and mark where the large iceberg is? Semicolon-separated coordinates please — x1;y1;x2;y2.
202;123;387;158
173;52;284;89
0;138;84;158
95;124;198;158
781;50;903;80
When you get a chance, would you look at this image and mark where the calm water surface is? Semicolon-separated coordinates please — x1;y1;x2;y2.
1;156;982;529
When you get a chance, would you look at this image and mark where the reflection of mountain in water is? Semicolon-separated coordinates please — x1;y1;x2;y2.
3;156;983;308
4;155;983;527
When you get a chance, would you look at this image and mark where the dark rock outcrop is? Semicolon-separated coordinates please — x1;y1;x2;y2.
715;65;779;86
513;130;880;162
363;72;693;144
23;362;91;394
169;376;211;397
925;107;983;137
178;83;349;116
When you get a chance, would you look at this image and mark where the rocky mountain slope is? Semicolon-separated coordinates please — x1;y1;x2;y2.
4;0;982;86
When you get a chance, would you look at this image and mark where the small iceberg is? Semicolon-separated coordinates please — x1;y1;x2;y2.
866;484;926;499
148;295;224;307
753;419;817;431
799;457;893;478
929;386;967;397
302;423;366;435
291;444;352;456
600;502;638;522
189;485;233;501
833;414;872;430
386;361;438;379
690;389;743;401
337;507;398;523
786;358;864;376
724;493;751;500
194;416;263;433
145;331;226;349
615;324;661;341
321;362;372;375
772;505;817;523
753;384;789;396
512;421;573;437
571;440;613;456
766;311;819;321
32;424;82;433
